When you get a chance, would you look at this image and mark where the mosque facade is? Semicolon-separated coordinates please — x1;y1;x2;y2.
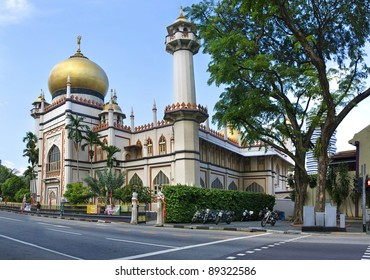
30;11;294;206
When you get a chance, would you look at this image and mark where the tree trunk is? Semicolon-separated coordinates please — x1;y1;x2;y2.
316;130;331;212
292;165;309;224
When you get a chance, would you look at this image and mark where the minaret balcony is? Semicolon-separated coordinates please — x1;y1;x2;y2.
165;31;200;54
164;102;208;123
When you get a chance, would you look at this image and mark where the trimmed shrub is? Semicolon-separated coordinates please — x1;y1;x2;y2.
162;185;275;223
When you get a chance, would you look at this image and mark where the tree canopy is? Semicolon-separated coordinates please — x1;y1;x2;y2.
186;0;370;222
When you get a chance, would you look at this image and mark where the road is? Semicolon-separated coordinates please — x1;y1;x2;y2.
0;211;369;260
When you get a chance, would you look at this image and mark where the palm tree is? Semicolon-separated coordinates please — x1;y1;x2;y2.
22;132;38;168
102;144;121;168
22;132;38;198
84;168;125;205
81;127;102;175
65;114;88;182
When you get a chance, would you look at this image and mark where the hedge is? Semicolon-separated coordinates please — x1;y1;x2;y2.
162;185;275;223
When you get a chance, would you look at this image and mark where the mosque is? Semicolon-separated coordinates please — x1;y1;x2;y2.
30;11;294;206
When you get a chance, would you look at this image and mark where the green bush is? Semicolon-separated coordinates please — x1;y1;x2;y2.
162;185;275;223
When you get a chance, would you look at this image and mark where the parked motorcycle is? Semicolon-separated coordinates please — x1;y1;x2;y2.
241;209;254;221
191;209;205;223
259;207;279;227
203;209;218;224
215;210;234;225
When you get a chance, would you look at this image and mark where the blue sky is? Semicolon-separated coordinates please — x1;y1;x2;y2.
0;0;369;173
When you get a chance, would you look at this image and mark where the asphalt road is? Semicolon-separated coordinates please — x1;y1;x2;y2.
0;211;369;260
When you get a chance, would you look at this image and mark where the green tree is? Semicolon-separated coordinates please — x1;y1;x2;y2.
114;184;152;204
22;131;38;169
14;188;31;203
81;127;102;175
63;182;95;204
102;145;121;168
84;168;125;204
186;0;370;222
1;176;26;201
326;163;351;213
65;114;89;182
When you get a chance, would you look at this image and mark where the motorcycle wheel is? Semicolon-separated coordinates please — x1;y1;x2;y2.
271;220;276;226
215;216;220;225
261;219;266;227
226;217;231;224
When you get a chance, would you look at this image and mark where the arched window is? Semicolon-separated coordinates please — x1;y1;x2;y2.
153;171;169;194
47;145;60;172
211;178;224;189
245;182;264;193
228;181;238;190
159;135;166;155
136;140;142;158
129;173;143;186
147;138;153;156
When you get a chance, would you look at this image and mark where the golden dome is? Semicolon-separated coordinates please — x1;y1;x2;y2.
48;37;109;98
102;102;122;112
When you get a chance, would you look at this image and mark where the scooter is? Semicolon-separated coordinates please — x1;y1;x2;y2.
215;210;234;225
241;209;254;221
203;209;218;224
191;209;205;223
259;207;279;227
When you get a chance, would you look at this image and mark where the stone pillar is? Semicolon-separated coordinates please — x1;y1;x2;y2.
155;191;165;226
130;192;139;225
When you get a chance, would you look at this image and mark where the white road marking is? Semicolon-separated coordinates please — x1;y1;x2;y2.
106;238;178;249
0;234;83;259
38;222;70;228
226;256;236;259
226;234;312;259
0;216;24;222
115;232;271;260
46;228;82;235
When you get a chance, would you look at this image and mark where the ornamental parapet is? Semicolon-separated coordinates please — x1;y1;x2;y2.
92;123;108;132
114;123;131;132
70;95;103;109
134;119;172;132
44;97;66;112
164;102;208;114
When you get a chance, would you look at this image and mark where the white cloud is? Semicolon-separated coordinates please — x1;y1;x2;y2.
2;160;27;174
0;0;34;26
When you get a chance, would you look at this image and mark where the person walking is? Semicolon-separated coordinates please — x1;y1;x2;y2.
36;202;41;213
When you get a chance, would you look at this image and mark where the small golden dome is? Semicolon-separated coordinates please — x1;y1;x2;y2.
102;102;122;112
48;36;109;98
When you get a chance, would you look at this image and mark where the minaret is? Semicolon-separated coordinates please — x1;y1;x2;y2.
165;7;200;105
164;9;208;186
152;99;157;127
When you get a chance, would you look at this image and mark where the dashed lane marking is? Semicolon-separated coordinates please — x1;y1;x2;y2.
225;234;312;259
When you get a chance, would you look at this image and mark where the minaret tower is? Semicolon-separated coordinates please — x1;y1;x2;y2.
165;7;199;104
164;8;208;186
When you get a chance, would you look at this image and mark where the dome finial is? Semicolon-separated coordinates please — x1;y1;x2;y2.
179;6;183;17
77;35;82;53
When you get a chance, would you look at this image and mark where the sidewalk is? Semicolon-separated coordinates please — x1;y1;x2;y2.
147;219;369;235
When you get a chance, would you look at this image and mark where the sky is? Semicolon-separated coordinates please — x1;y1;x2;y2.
0;0;370;174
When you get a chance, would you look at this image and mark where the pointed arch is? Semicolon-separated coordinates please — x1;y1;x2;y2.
129;173;143;186
136;140;142;158
158;135;166;155
147;138;153;156
228;181;238;190
153;171;169;194
47;145;60;172
211;178;224;189
245;182;264;193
